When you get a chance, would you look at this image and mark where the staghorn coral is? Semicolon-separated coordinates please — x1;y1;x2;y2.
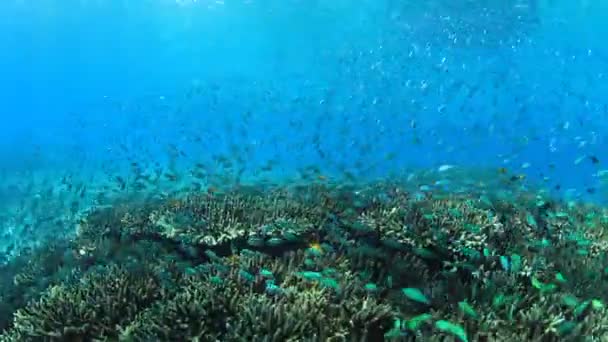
4;264;162;341
115;247;394;341
220;248;393;341
2;181;608;341
0;240;77;334
79;190;325;249
228;289;393;341
119;276;239;341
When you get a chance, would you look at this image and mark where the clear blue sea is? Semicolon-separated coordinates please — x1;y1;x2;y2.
2;1;608;340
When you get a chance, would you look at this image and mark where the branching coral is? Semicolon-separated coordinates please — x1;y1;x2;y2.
119;277;237;341
2;181;608;341
4;264;162;341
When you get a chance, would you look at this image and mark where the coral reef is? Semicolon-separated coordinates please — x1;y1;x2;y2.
3;264;161;341
2;181;608;341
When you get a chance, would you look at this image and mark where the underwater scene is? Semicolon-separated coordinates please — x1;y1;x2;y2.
2;0;608;341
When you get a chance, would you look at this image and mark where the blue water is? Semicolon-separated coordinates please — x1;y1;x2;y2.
1;0;608;252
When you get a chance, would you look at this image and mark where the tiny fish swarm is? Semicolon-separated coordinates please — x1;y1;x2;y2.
1;181;608;341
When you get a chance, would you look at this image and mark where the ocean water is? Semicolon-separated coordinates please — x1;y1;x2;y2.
2;0;608;340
